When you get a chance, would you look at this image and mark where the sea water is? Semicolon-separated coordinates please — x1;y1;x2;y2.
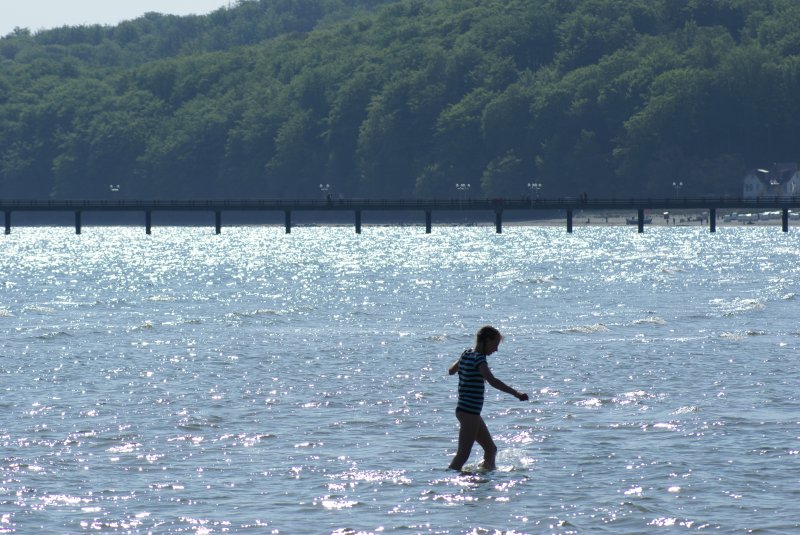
1;224;799;533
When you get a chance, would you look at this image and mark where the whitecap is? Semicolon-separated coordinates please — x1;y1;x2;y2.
671;406;699;415
554;323;610;334
613;390;651;405
36;331;71;340
710;297;765;316
720;331;744;340
107;443;141;454
651;422;678;431
319;497;359;510
146;295;178;302
518;274;557;284
22;305;56;314
327;469;411;485
129;321;154;332
489;269;520;280
632;316;666;325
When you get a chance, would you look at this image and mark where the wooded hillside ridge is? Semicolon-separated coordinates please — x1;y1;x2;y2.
2;0;799;200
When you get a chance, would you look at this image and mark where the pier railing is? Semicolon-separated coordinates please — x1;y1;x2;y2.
2;197;799;234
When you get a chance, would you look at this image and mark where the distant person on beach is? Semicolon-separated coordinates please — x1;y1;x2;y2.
448;325;528;471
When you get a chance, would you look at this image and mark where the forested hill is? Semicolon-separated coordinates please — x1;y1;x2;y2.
2;0;800;200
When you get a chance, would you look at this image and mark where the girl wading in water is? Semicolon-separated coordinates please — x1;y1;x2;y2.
448;326;528;471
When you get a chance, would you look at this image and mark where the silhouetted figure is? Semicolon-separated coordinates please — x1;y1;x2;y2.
448;326;528;471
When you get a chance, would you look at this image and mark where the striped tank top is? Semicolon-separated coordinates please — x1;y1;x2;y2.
456;350;487;414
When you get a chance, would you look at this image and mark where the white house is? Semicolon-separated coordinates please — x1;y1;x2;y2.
743;163;800;199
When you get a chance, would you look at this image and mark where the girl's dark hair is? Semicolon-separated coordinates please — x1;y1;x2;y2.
475;325;502;352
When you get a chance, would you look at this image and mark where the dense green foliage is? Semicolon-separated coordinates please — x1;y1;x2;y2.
2;0;800;199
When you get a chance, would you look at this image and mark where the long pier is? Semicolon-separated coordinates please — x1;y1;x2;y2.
2;197;799;234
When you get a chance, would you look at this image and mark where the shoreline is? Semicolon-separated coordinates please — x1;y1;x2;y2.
507;209;797;227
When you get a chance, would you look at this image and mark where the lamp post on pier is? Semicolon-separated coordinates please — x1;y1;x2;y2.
527;182;542;206
319;183;332;203
455;183;471;207
672;181;684;199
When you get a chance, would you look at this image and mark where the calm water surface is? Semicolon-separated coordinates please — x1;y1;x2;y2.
1;225;799;533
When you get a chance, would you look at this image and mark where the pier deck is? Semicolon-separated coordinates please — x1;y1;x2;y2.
2;197;799;234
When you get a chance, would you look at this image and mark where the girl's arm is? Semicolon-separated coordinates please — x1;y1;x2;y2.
448;359;460;375
478;363;528;400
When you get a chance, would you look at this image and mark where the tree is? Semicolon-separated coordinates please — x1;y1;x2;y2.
4;0;800;199
481;150;524;197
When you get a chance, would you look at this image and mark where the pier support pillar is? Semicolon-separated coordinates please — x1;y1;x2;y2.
4;211;10;235
709;208;716;233
637;209;645;233
495;210;502;234
567;209;573;233
75;211;82;235
355;210;362;234
782;208;789;232
145;211;152;235
215;211;222;235
284;211;291;234
425;210;432;234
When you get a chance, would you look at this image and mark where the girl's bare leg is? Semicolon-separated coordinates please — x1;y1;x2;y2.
475;416;497;470
449;410;480;471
